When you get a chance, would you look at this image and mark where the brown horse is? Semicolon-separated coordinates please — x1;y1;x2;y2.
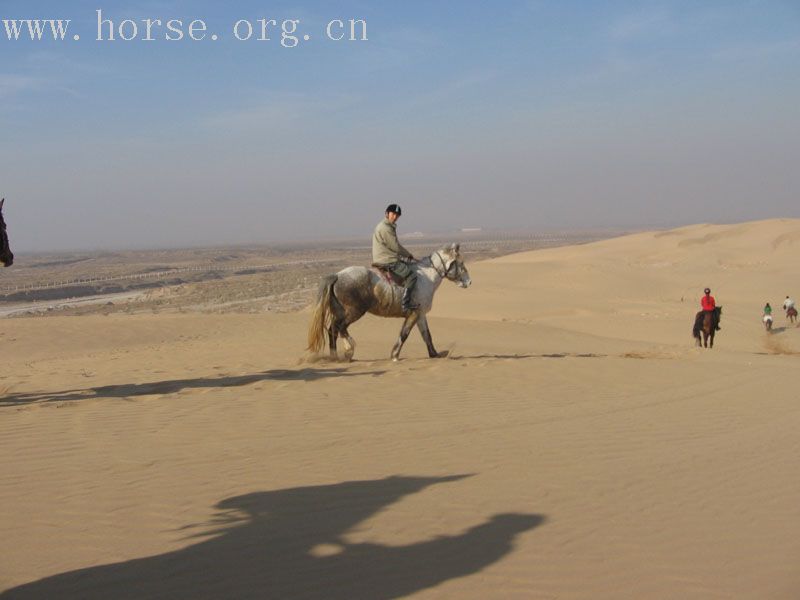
693;307;722;348
787;306;797;323
0;198;13;267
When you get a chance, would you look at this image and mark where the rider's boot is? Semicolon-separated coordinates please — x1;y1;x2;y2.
401;288;419;313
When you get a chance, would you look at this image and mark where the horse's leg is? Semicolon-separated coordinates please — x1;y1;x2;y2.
693;312;703;344
327;290;353;360
390;313;419;361
709;330;714;348
416;315;441;358
340;326;356;362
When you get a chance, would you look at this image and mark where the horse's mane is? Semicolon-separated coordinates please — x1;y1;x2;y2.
419;246;460;268
417;255;434;268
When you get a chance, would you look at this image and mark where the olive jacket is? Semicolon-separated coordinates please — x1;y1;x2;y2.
372;218;413;266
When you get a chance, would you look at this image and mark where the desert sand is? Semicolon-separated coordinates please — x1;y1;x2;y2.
2;219;799;599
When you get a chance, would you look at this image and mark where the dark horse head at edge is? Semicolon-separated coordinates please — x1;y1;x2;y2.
0;198;13;267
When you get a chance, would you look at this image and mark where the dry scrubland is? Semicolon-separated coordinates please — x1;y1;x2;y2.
1;220;799;599
0;232;607;317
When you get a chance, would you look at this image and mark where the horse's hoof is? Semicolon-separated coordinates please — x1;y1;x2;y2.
431;350;449;358
392;357;399;363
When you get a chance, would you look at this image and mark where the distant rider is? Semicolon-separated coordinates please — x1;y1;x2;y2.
700;287;721;331
372;204;418;312
783;296;795;313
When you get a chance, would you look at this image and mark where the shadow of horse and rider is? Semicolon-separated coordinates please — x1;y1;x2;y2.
0;475;544;600
0;368;388;407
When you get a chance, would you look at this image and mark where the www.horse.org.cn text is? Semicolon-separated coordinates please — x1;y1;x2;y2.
2;11;369;47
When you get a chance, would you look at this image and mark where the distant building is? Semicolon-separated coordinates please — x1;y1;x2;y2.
401;231;425;239
460;228;482;233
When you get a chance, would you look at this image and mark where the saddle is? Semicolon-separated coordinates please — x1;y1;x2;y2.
371;263;404;286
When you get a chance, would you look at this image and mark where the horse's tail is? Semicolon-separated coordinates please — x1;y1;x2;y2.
692;311;702;339
307;274;337;353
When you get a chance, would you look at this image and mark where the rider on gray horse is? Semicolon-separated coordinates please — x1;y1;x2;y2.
372;204;418;313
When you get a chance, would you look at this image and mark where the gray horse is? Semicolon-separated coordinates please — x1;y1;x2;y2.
307;243;471;361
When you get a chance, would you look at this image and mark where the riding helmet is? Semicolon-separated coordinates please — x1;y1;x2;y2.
385;204;402;216
704;288;711;294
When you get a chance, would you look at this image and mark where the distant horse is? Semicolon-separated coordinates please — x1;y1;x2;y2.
693;307;722;348
307;243;471;361
787;307;797;323
763;314;773;332
0;198;13;267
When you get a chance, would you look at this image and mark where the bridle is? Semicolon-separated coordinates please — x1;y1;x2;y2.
432;251;460;280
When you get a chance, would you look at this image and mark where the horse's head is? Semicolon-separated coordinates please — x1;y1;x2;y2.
436;243;471;288
0;198;13;268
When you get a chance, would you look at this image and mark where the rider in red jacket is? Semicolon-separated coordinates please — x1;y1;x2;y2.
701;290;715;311
701;288;720;330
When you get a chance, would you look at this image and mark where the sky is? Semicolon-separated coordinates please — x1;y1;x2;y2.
1;0;799;252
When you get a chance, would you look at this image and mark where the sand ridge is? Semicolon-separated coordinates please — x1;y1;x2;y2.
2;220;800;599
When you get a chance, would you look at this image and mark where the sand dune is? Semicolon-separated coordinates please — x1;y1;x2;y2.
2;220;800;599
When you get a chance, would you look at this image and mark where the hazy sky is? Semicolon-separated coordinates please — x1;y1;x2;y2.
1;0;799;251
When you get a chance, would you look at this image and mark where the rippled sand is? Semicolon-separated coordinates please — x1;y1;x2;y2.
2;219;799;599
